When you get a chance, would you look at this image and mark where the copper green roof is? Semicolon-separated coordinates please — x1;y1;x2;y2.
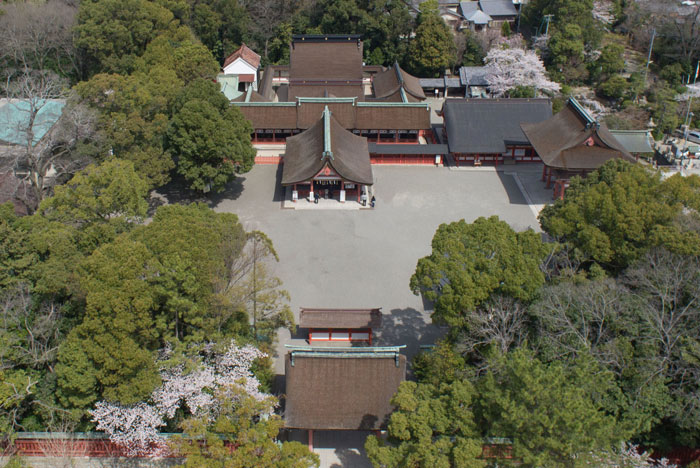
0;99;65;146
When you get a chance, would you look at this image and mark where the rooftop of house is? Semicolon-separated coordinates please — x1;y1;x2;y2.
0;99;65;147
223;43;261;70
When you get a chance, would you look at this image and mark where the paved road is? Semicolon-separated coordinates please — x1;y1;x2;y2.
211;163;548;468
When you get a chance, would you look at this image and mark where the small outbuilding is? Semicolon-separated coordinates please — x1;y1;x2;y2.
609;129;654;159
299;308;382;344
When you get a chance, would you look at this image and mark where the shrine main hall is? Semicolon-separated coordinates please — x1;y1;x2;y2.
226;34;448;167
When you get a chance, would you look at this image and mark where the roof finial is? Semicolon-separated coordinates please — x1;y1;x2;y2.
322;106;333;161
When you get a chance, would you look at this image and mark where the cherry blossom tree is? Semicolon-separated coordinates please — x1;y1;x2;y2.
484;47;561;98
585;443;678;467
89;340;267;456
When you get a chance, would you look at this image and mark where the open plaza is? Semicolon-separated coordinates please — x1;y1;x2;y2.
212;163;549;467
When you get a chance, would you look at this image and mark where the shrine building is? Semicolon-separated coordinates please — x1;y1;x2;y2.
521;97;635;198
441;98;552;166
298;308;382;345
224;35;446;165
284;346;406;450
281;106;373;203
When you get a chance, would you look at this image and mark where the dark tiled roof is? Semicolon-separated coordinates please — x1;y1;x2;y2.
479;0;517;17
443;98;552;154
459;66;489;87
284;348;406;430
299;309;382;329
459;1;479;16
281;107;373;185
521;98;635;170
289;36;363;84
223;43;261;69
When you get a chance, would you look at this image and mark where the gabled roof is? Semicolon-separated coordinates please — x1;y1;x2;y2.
466;9;492;24
459;66;489;87
281;106;373;185
223;43;261;70
372;63;426;101
299;308;382;329
521;98;635;170
459;1;479;16
479;0;517;17
443;98;552;154
284;346;406;430
289;35;363;82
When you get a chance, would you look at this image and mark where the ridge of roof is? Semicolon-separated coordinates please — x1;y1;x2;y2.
223;43;261;70
568;97;598;129
322;106;333;161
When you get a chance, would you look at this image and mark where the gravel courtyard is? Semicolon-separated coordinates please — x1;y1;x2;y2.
211;163;548;468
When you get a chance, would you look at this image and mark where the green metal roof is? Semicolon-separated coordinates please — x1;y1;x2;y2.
609;129;654;154
0;99;65;146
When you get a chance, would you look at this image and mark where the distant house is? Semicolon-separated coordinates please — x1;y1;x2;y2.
521;97;635;195
459;0;518;31
442;98;552;166
0;98;65;214
284;346;406;450
217;44;261;100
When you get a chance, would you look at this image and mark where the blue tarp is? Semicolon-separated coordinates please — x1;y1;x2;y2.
0;99;65;146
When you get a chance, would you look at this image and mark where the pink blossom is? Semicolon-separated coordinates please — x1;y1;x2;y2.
90;340;269;457
484;47;561;97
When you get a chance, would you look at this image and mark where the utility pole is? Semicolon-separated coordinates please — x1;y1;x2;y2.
643;28;656;88
543;14;553;40
683;61;700;149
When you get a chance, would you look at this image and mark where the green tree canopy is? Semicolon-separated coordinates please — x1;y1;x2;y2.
74;0;178;75
539;160;700;270
173;387;319;468
408;0;454;77
75;69;181;187
476;348;623;467
167;97;254;193
40;159;149;228
365;381;485;468
410;216;550;328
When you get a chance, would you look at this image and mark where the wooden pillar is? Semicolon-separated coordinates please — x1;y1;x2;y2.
340;181;345;203
308;429;314;452
455;154;459;168
512;147;516;163
495;153;499;168
394;132;399;143
546;168;552;188
253;131;257;143
541;164;547;182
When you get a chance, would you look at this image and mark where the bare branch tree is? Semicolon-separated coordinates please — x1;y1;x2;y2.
455;295;528;369
0;284;63;372
0;0;82;81
530;279;633;373
1;71;96;211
